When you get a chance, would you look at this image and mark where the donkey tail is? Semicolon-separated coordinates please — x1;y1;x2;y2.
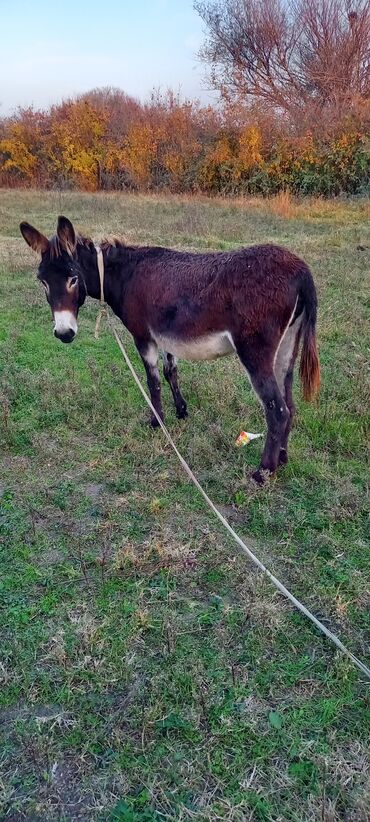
299;268;320;402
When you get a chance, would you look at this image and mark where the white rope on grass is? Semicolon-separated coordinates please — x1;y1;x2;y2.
101;310;370;681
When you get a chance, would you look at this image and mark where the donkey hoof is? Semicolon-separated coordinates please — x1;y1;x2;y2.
278;448;288;466
150;414;162;428
176;405;188;420
251;468;271;486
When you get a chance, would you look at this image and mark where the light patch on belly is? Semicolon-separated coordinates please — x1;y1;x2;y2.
151;330;235;362
53;310;78;334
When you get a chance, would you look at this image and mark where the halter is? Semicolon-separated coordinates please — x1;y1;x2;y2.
95;244;105;304
94;244;106;338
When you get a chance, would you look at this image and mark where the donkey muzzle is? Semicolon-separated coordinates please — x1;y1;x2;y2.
53;310;77;343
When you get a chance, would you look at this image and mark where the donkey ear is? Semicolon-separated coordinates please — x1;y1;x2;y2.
20;222;49;255
57;216;77;254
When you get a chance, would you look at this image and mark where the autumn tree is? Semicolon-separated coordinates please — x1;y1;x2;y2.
49;99;108;190
0;85;368;195
0;108;48;184
195;0;370;132
120;91;218;191
146;91;205;189
80;87;142;141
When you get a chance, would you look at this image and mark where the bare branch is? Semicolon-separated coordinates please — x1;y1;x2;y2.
195;0;370;130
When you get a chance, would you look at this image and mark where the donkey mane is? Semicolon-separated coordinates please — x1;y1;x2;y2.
100;235;127;250
48;235;64;259
48;233;127;260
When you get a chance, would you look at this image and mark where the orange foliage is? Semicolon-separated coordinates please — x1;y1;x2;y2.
0;89;368;196
238;126;263;171
0;109;46;183
50;100;108;190
121;123;162;189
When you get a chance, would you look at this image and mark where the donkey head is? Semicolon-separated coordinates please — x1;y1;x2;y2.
20;216;87;343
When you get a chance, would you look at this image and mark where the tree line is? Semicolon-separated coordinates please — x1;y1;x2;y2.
1;0;369;196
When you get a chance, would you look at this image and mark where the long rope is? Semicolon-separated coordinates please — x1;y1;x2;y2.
105;314;370;680
93;246;370;680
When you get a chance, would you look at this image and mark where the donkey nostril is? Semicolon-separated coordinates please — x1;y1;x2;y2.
54;328;75;343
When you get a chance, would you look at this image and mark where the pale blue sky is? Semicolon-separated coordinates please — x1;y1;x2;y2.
1;0;215;114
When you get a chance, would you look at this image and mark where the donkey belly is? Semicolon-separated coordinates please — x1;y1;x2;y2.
151;331;235;361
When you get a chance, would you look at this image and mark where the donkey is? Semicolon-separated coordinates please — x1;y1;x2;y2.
20;216;320;484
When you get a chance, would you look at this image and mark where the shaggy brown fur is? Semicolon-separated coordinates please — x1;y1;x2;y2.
20;216;320;484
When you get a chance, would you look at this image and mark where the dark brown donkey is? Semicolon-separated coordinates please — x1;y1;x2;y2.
20;216;320;484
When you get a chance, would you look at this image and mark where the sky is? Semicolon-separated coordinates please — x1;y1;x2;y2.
0;0;215;115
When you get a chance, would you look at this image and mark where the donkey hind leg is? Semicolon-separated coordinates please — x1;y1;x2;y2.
163;352;188;419
138;340;164;428
235;339;290;485
274;314;303;466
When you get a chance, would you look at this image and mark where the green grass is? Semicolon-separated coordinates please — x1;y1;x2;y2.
0;189;369;821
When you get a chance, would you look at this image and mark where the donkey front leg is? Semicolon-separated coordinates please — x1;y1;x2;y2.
137;340;164;428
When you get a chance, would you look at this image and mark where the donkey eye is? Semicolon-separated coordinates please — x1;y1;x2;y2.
41;280;49;291
69;276;78;287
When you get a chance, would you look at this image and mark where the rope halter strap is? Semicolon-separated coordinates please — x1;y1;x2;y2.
95;244;105;304
94;244;107;338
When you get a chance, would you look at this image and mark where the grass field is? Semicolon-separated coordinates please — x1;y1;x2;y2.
0;189;369;821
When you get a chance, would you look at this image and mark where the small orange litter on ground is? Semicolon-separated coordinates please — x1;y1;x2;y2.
235;431;263;447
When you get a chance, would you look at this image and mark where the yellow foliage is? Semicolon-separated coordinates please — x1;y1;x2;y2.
0;93;367;195
121;123;161;189
0;136;37;177
238;125;263;169
0;121;39;180
209;136;234;166
50;101;108;190
198;136;234;190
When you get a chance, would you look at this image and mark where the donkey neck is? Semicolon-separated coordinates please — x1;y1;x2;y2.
77;243;122;314
76;241;155;318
